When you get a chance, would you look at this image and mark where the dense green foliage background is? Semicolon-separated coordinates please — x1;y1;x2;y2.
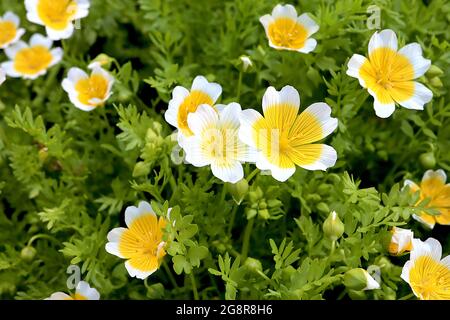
0;0;449;300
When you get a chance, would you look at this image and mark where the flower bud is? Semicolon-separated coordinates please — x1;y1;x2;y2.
429;76;443;88
226;179;249;205
244;257;262;273
343;268;380;291
21;246;37;262
388;227;413;255
239;55;253;72
419;152;436;169
133;161;150;177
88;53;114;70
426;65;444;77
322;211;345;241
348;289;367;300
258;209;270;220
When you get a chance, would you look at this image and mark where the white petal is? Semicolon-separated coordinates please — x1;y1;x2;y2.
191;76;222;102
125;260;156;280
0;67;5;85
184;136;210;167
255;152;273;171
259;14;273;32
398;43;431;78
346;54;368;87
29;34;53;48
46;23;75;40
3;11;20;26
25;0;42;25
423;237;442;261
441;256;450;269
297;13;319;36
219;102;241;129
45;292;71;300
187;104;218;136
211;160;244;184
238;109;264;149
68;93;96;112
369;29;398;55
302;102;338;139
373;99;395;118
400;260;412;284
422;169;446;184
0;62;20;78
296;38;317;53
105;228;126;258
269;165;296;182
4;41;27;59
272;4;298;20
410;238;432;262
76;281;100;300
397;82;432;111
412;214;435;229
403;179;419;191
50;48;64;66
263;85;300;113
299;144;337;171
363;272;380;290
165;86;190;128
124;201;155;228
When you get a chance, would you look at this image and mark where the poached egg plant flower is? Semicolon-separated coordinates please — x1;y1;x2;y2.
165;75;222;147
105;201;168;280
347;29;432;118
0;67;5;85
45;281;100;300
239;85;338;182
388;227;413;256
404;169;450;229
25;0;90;40
62;66;114;111
184;103;257;183
1;34;63;80
401;238;450;300
0;11;26;49
259;4;319;53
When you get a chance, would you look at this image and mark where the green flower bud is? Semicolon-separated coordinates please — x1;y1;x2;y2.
246;208;257;219
21;246;37;262
249;187;263;202
258;209;270;220
429;76;443;88
244;257;262;273
343;268;380;291
258;200;267;210
88;53;114;70
132;161;150;177
226;179;249;205
322;211;345;241
38;147;49;162
239;55;253;72
348;289;367;300
426;65;444;77
419;152;436;169
317;202;330;213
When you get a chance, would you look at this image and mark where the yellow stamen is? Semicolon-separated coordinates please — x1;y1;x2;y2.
14;45;53;76
409;255;450;300
268;18;308;50
0;21;17;46
37;0;77;30
177;90;213;136
74;74;109;106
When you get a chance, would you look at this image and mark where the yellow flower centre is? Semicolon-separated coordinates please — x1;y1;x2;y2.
268;18;308;50
177;90;214;136
409;255;450;300
413;177;450;225
252;104;324;168
37;0;78;30
119;214;167;272
74;74;109;106
200;124;239;164
14;45;53;76
0;21;17;46
359;47;415;104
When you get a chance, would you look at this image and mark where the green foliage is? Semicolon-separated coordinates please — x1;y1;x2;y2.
0;0;449;300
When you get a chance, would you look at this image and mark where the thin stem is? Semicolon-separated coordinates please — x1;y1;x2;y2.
236;70;243;99
399;292;415;300
246;168;260;182
163;260;179;289
227;205;239;235
189;272;200;300
27;234;60;247
241;217;255;261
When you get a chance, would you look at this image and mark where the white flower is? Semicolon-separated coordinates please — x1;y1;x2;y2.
388;227;413;255
164;75;222;147
401;238;450;300
0;34;63;80
45;281;100;300
105;201;168;280
259;4;319;53
184;103;257;183
239;85;338;182
25;0;90;40
0;11;25;49
0;67;5;85
239;55;253;71
347;29;432;118
62;66;114;111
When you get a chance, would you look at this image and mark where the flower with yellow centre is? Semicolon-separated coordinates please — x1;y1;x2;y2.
62;66;114;111
239;86;338;182
347;29;432;118
388;226;413;255
105;201;168;280
0;11;25;49
184;103;257;183
259;4;319;53
401;238;450;300
25;0;90;40
165;76;222;147
45;281;100;300
404;169;450;229
1;34;63;80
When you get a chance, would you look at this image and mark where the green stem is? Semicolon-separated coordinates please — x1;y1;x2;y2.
246;168;260;182
27;234;59;247
227;205;239;235
399;292;415;300
163;260;179;289
189;272;199;300
241;217;255;261
236;70;243;99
